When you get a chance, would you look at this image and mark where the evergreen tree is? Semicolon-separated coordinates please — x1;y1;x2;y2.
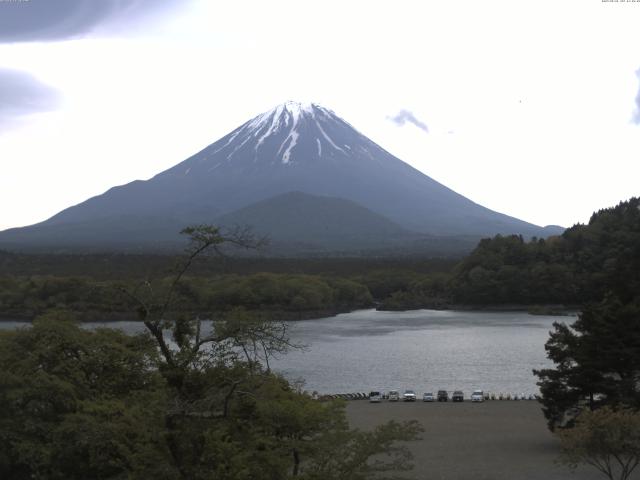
534;294;640;430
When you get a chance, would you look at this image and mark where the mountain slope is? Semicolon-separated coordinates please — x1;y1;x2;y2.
0;101;563;252
215;191;416;251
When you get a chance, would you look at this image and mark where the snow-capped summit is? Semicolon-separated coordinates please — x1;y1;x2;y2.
178;101;362;167
0;102;564;252
246;101;318;138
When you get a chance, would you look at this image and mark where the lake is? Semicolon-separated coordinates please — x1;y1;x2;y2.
1;309;571;396
269;309;570;395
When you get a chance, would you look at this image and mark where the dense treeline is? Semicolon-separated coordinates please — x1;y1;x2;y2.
0;253;457;320
451;197;640;306
449;235;579;305
0;273;374;321
368;197;640;310
0;251;456;279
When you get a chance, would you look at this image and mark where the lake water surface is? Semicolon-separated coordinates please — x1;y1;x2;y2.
2;309;571;396
269;309;571;395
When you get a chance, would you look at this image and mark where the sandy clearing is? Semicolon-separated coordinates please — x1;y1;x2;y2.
346;400;605;480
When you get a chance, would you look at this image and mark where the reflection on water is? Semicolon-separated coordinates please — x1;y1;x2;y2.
1;309;573;395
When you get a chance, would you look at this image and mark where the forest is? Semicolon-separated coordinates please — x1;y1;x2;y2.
2;198;638;320
450;197;640;306
0;253;455;320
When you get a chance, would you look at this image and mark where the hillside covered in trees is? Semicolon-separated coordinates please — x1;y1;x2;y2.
449;197;640;306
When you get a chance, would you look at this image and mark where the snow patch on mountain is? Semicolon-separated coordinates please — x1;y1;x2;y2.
277;105;300;163
315;119;344;154
255;109;283;150
280;130;299;164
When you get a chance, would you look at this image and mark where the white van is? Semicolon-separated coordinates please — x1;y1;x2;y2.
388;390;400;401
369;391;382;403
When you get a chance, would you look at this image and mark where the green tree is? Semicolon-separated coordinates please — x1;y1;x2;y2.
0;311;422;480
534;294;640;430
0;311;172;480
557;407;640;480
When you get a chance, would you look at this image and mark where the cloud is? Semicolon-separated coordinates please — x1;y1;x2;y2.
0;0;187;43
0;68;60;129
633;68;640;125
387;109;429;133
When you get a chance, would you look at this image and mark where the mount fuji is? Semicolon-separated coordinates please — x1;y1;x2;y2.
0;101;562;253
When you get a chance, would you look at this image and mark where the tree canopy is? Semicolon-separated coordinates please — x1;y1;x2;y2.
0;311;170;479
451;197;640;306
558;407;640;480
0;226;422;479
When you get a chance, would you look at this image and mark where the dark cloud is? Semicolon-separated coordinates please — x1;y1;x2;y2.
0;68;59;129
0;0;186;43
387;109;429;133
633;68;640;125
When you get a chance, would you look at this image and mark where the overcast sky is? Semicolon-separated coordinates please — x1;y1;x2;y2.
1;0;639;232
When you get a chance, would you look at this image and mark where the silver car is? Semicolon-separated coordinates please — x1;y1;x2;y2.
471;390;484;402
403;389;417;401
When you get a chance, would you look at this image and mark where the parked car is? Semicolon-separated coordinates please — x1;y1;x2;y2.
437;390;449;402
423;392;435;402
388;390;400;402
471;390;484;402
452;390;464;402
369;391;382;403
403;390;417;402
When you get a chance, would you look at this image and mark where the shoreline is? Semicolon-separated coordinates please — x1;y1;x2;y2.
0;306;359;323
0;303;579;323
377;303;579;315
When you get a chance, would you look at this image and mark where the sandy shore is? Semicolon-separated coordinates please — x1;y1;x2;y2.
346;400;603;480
